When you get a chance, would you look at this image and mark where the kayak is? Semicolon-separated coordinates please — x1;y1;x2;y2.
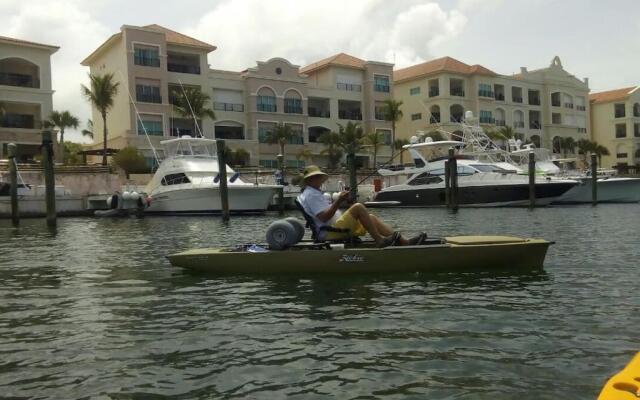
598;352;640;400
167;235;551;275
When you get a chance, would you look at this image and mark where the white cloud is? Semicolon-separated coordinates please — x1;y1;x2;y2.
0;0;109;142
186;0;468;70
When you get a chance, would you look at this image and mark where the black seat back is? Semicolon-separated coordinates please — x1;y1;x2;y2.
294;197;351;243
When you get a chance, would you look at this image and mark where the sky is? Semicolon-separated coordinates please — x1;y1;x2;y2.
1;0;639;142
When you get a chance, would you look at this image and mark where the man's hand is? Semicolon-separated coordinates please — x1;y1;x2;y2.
337;190;351;204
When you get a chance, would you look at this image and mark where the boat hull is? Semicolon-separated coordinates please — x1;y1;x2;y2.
168;236;551;275
146;185;277;214
374;182;575;207
553;177;640;204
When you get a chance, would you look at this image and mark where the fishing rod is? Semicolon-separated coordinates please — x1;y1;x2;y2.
354;146;407;187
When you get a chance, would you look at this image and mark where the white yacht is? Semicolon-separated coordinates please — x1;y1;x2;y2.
144;136;280;214
374;140;577;207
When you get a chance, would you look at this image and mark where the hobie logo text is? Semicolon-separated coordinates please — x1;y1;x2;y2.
339;254;365;263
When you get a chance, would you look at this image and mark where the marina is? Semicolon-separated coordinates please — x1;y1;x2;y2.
1;205;638;398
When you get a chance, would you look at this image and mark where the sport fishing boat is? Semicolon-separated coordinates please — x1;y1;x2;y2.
373;140;577;207
144;136;280;214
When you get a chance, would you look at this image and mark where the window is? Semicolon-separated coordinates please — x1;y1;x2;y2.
259;159;279;168
408;173;443;186
551;92;561;107
286;159;305;169
167;52;200;74
376;129;392;145
134;46;160;67
410;87;421;95
215;125;244;140
411;113;422;121
136;83;161;103
428;79;439;97
479;110;493;124
137;115;163;136
528;89;540;105
374;102;386;120
470;164;508;173
284;98;302;114
478;83;493;98
257;95;276;112
374;75;390;92
450;78;464;97
635;123;640;137
552;113;562;124
614;103;626;118
616;123;627;138
161;173;190;185
511;87;523;103
337;82;362;92
258;122;276;143
617;153;628;159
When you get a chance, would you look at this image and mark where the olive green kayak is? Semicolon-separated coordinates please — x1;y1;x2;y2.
167;236;551;275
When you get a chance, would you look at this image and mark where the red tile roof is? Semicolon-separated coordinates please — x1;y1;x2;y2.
589;86;637;104
144;24;216;51
300;53;366;74
393;56;496;83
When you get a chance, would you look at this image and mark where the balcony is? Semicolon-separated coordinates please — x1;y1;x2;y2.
257;103;277;113
529;98;541;106
308;107;330;118
284;99;303;114
495;93;505;101
167;64;201;74
513;121;525;128
450;115;464;123
577;127;587;133
374;84;390;93
429;88;439;97
337;82;362;92
167;52;201;75
634;124;640;137
0;72;39;88
551;100;561;107
564;102;574;109
576;105;586;111
375;109;385;121
478;89;494;98
136;92;162;104
495;119;506;127
529;121;541;130
479;116;495;124
213;102;244;112
0;113;38;129
338;110;362;120
512;96;523;103
134;54;160;68
430;113;441;124
451;88;465;97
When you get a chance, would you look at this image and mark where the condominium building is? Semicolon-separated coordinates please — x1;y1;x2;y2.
0;35;59;161
82;25;394;168
590;86;640;168
393;56;590;154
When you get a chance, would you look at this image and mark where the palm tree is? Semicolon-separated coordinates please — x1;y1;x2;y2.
48;110;79;163
337;121;364;156
559;137;577;158
382;99;403;158
363;131;385;168
233;148;250;166
172;87;216;137
81;73;120;165
295;148;313;164
394;138;410;165
319;131;343;169
81;119;94;140
264;122;296;159
594;144;610;166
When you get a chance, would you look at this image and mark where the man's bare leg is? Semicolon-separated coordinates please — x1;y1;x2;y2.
346;203;386;244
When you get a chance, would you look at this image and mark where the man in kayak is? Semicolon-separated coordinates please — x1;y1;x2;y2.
297;165;425;247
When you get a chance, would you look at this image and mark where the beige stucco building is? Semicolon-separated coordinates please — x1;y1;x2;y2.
589;86;640;169
82;25;394;168
0;35;59;161
393;56;590;155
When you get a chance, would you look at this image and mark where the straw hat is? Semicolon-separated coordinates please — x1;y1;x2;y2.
302;165;328;181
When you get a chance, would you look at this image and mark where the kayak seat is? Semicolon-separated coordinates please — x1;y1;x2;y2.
294;199;359;244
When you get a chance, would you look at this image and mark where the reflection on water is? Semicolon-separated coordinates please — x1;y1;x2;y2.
0;205;639;399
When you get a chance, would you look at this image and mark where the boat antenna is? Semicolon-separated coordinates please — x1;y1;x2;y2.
177;79;204;138
117;70;160;167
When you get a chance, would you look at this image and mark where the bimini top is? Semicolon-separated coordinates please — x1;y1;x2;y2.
160;136;217;158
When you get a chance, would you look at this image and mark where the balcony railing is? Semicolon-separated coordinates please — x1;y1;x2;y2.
495;93;505;101
134;55;160;67
529;98;541;106
512;96;523;103
213;102;244;112
375;111;385;121
576;105;586;111
308;108;330;118
167;63;201;74
551;100;561;107
564;102;574;109
479;116;495;124
0;114;38;129
136;93;162;103
430;113;441;124
530;121;541;129
0;72;39;88
616;130;627;138
450;115;463;123
513;121;525;128
374;84;390;93
634;126;640;137
578;127;587;133
338;110;362;120
450;88;465;97
429;88;439;97
337;82;362;92
495;119;506;126
284;105;303;114
257;103;277;112
478;90;494;98
615;111;625;118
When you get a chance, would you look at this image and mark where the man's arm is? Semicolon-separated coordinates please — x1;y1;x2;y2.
316;190;350;223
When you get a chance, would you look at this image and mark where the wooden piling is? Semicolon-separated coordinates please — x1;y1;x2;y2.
591;153;598;205
528;151;535;208
444;160;450;207
8;143;19;226
41;131;57;227
448;147;458;210
276;154;285;215
215;139;230;221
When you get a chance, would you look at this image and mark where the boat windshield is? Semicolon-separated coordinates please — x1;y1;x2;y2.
163;140;216;158
470;164;507;173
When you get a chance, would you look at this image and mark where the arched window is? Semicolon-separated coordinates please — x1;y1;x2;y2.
430;105;440;123
495;108;505;126
257;87;276;112
0;57;40;88
284;89;302;114
530;135;541;148
550;92;561;107
450;104;464;123
308;126;330;143
552;136;562;154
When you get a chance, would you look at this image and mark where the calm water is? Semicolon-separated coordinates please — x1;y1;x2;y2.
0;206;639;399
